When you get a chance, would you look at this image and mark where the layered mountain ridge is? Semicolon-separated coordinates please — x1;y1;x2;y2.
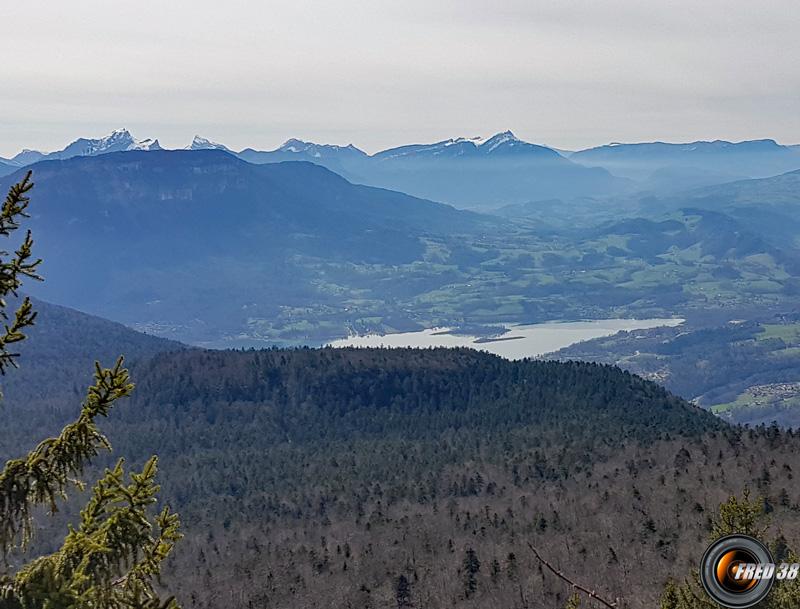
198;129;629;207
570;138;800;189
5;129;800;206
0;150;498;345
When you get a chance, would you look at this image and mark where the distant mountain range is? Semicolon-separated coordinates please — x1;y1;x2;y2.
13;129;618;206
0;129;161;176
675;167;800;207
9;129;797;208
4;128;800;209
569;139;800;190
500;165;800;252
191;130;629;208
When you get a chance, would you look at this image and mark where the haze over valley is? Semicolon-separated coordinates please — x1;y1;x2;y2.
2;125;800;427
5;3;800;607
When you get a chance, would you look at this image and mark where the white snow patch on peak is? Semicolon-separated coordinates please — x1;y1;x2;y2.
78;129;140;155
188;135;230;151
277;138;365;155
98;128;133;144
83;129;162;154
480;130;520;152
279;138;310;153
444;136;486;147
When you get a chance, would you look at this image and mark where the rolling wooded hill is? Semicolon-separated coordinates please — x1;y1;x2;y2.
4;300;800;609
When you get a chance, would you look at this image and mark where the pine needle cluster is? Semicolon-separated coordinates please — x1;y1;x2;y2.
0;173;181;609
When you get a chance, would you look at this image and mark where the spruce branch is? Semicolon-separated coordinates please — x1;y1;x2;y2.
6;457;181;609
0;171;42;377
0;174;182;607
0;358;134;555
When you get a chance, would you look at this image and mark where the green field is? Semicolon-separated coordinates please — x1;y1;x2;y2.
757;323;800;344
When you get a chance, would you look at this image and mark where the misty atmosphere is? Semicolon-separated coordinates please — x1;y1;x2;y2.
2;2;800;609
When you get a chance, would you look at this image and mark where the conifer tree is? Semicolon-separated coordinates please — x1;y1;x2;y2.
0;172;181;609
394;574;412;608
462;548;480;599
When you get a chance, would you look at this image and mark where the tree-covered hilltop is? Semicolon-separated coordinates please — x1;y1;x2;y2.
124;346;721;443
10;333;800;608
104;350;800;609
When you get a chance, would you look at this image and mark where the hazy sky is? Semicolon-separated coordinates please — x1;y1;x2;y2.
2;0;799;157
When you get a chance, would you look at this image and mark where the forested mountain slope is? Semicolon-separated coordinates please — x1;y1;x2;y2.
0;297;183;452
7;330;800;609
0;151;497;345
115;351;800;609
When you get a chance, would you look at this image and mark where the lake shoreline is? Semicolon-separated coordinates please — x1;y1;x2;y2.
327;318;685;360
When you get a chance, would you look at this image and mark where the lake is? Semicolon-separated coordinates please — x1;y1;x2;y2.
327;318;684;360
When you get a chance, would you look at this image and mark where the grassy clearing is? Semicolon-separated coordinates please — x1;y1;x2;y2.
757;323;800;344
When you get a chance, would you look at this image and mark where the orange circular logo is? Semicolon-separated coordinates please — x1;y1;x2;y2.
716;549;759;593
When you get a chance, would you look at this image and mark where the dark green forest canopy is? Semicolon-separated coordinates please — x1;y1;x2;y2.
4;345;720;475
6;339;800;609
122;347;721;443
95;349;800;608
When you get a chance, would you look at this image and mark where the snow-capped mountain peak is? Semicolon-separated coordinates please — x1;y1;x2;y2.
74;128;137;155
276;138;366;158
33;129;163;161
2;130;161;167
90;129;162;152
480;130;520;152
376;130;556;161
442;136;486;148
188;135;232;152
105;128;134;141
